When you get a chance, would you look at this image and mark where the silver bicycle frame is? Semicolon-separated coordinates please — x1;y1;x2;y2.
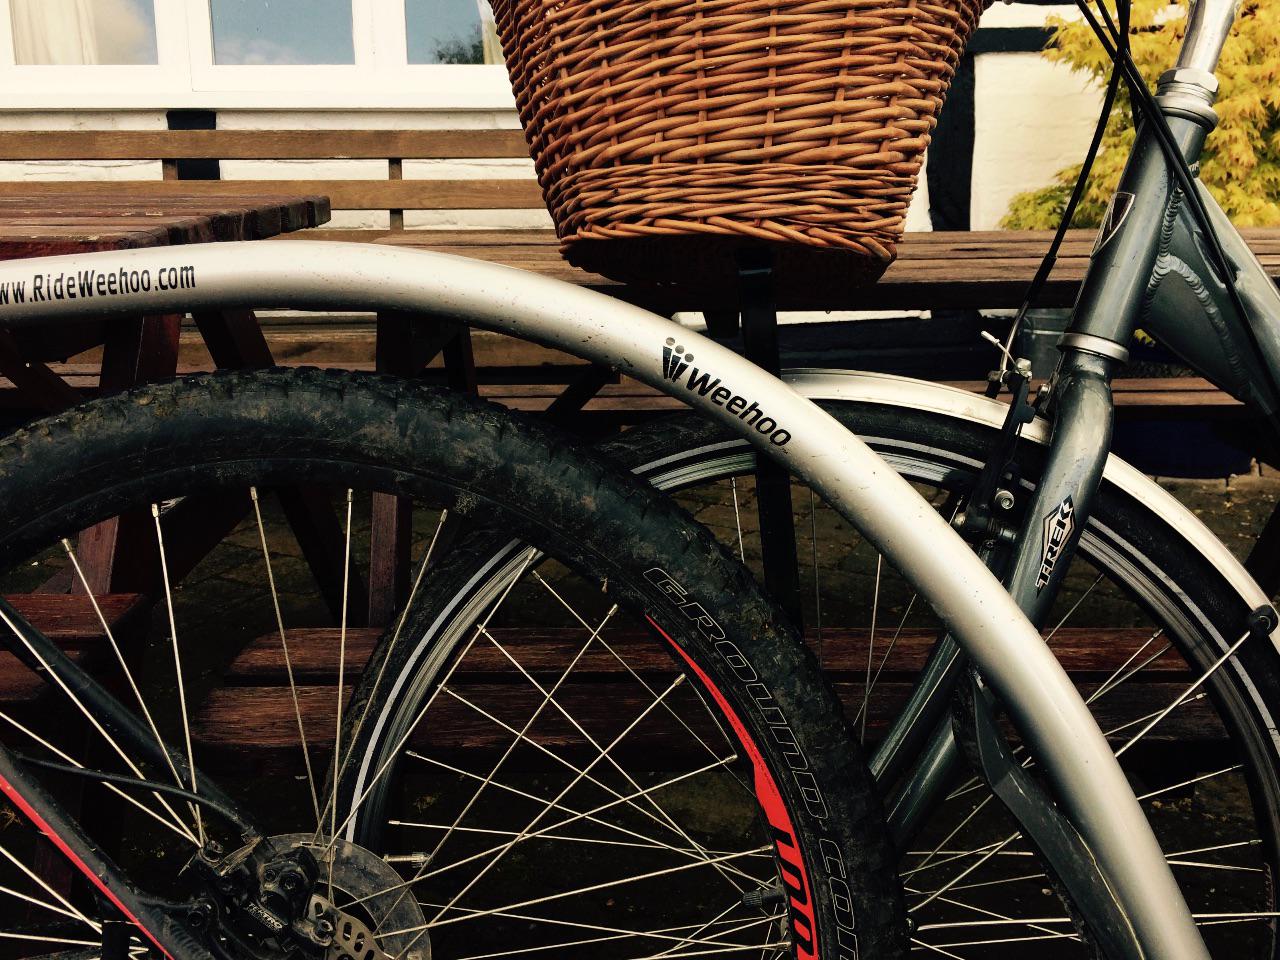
0;237;1212;957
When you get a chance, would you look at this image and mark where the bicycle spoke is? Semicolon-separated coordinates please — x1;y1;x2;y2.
249;486;322;830
1044;573;1104;644
1115;628;1251;758
0;709;193;843
649;901;741;960
0;841;99;930
729;477;745;563
1194;912;1280;924
1088;641;1175;707
326;549;538;846
151;501;203;844
1167;839;1262;860
60;538;187;798
0;931;100;947
401;751;742;869
474;620;747;893
906;884;1080;946
854;592;917;729
326;488;356;897
928;930;1080;949
424;672;694;925
387;820;726;853
0;881;89;923
1085;627;1166;705
533;570;743;784
397;603;620;902
1136;763;1242;801
405;845;770;934
911;937;967;959
333;508;450;790
436;683;709;853
861;554;883;744
0;597;197;843
446;909;782;960
901;794;998;877
909;831;1020;913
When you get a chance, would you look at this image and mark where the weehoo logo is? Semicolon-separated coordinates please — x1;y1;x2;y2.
661;338;792;446
662;338;693;382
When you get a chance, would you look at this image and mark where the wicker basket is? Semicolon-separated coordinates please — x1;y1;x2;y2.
491;0;988;299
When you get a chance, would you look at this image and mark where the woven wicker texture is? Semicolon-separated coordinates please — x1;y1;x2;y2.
492;0;988;297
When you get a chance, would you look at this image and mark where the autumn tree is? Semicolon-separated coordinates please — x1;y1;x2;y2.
1003;0;1280;229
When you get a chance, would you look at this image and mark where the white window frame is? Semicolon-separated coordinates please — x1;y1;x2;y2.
0;0;514;110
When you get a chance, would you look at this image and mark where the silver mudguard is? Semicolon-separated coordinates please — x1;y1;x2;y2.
0;241;1214;958
784;368;1272;623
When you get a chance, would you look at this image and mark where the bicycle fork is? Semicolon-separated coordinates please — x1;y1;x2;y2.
875;10;1280;952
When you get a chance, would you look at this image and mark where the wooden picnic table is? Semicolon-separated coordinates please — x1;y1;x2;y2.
373;227;1280;312
0;191;329;389
0;191;332;602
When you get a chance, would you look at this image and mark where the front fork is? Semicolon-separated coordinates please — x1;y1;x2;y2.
874;81;1273;956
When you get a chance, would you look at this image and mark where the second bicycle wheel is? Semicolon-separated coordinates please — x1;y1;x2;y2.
343;380;1280;959
0;369;904;960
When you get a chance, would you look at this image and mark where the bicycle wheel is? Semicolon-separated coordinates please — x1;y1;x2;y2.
0;369;904;960
347;379;1280;959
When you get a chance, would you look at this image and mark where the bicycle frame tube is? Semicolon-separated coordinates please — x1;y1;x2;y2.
883;3;1280;952
0;238;1216;957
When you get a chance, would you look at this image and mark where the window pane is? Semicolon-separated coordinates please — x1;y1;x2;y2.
406;0;501;65
210;0;354;65
10;0;157;65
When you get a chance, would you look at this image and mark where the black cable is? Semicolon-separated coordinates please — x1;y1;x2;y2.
15;751;255;837
1075;0;1280;414
987;4;1125;398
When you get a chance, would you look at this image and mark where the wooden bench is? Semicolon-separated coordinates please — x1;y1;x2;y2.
6;128;1277;404
0;608;1219;771
0;126;1269;766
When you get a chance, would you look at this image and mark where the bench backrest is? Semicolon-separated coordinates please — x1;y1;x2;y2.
0;130;545;228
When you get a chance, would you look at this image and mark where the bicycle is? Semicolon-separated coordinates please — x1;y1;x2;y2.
0;0;1273;958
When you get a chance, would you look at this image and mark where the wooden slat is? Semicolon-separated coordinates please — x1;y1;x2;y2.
0;358;1242;415
0;227;171;259
0;195;331;246
219;625;1186;686
193;680;1221;768
0;650;89;704
372;228;1280;311
0;593;144;705
0;129;531;161
195;619;1220;763
3;593;142;642
0;180;542;211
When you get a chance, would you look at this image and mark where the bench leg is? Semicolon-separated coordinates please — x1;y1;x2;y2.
738;255;804;631
0;330;80;413
367;313;479;625
73;315;181;595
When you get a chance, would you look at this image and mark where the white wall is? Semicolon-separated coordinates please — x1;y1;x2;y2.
0;4;1108;235
968;3;1104;229
971;54;1104;229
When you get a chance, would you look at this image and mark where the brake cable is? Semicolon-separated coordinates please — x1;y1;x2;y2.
1076;0;1280;415
988;0;1127;397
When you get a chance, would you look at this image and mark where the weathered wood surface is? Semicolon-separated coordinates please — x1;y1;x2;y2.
3;357;1243;417
217;625;1184;683
0;129;531;161
371;228;1280;312
0;180;537;213
186;624;1213;768
0;593;143;702
0;193;330;258
0;604;1225;758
